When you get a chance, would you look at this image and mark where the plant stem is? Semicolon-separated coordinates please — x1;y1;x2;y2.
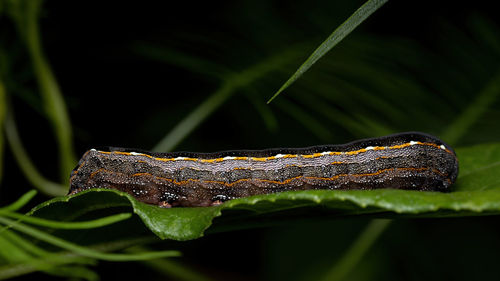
267;0;389;103
21;0;77;182
4;110;67;196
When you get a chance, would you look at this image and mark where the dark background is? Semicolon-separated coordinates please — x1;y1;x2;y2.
1;0;500;280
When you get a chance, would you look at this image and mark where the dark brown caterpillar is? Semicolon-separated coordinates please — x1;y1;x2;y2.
68;132;459;207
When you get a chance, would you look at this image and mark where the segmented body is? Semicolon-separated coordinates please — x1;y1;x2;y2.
69;132;459;207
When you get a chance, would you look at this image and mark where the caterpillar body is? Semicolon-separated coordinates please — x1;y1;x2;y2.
69;132;459;207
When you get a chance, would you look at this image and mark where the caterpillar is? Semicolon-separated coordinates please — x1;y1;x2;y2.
68;132;459;207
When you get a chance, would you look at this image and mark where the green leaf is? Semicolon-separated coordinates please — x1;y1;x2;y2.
267;0;388;103
29;142;500;241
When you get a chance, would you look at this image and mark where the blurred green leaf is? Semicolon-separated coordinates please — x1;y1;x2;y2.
30;142;500;241
441;70;500;145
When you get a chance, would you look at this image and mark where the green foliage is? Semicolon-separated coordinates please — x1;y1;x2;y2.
152;46;305;152
0;191;181;280
0;0;499;280
441;71;500;145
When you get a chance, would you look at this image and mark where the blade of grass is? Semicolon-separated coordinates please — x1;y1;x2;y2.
42;265;99;281
0;216;180;261
4;110;66;196
0;236;154;280
152;46;303;152
2;229;52;257
2;229;90;264
0;211;132;230
1;190;37;211
0;232;31;263
0;255;90;280
0;254;98;281
267;0;388;103
319;219;391;281
441;70;500;145
0;230;96;280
